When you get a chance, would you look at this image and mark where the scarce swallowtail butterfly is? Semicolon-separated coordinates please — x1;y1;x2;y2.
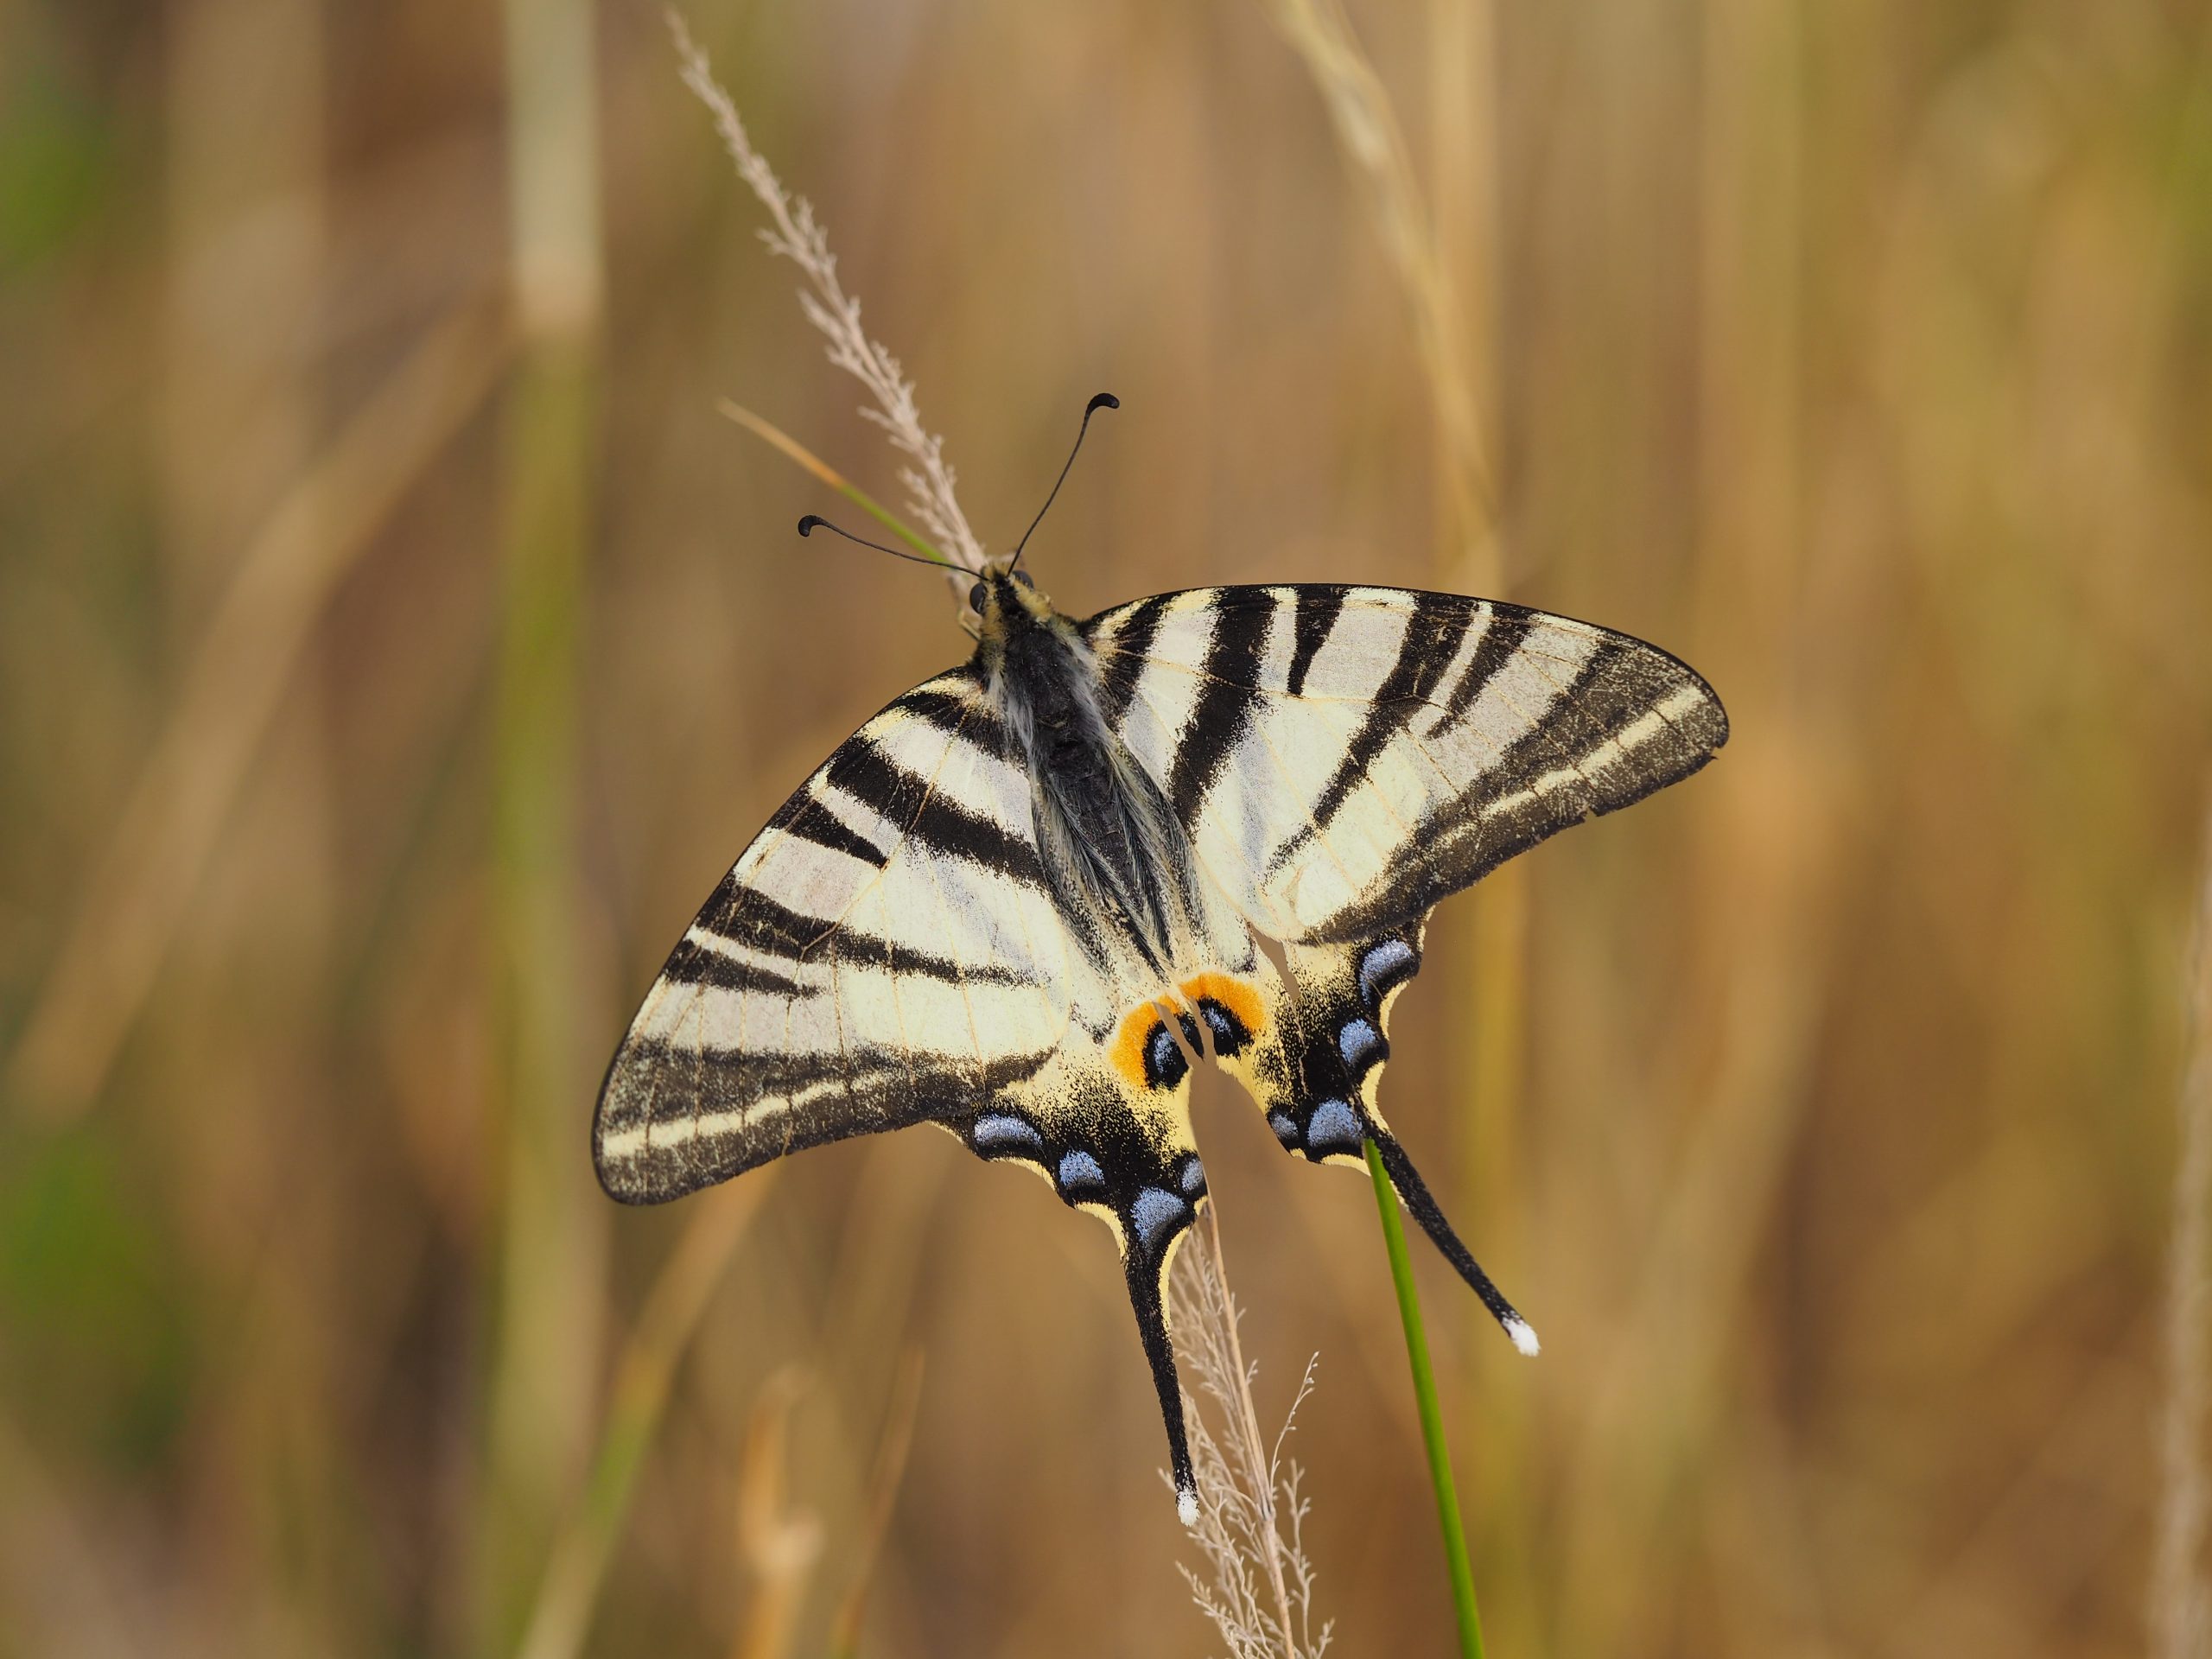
593;396;1729;1524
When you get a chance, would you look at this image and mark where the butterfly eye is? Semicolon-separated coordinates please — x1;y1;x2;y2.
969;581;989;613
1012;569;1035;588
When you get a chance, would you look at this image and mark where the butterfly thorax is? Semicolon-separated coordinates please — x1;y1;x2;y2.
974;574;1198;987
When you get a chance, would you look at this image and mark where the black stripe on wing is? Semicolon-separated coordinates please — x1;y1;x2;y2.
899;683;1015;757
1286;586;1344;697
691;880;1033;986
1306;592;1465;823
658;936;818;998
823;738;1044;884
1095;593;1172;722
765;793;892;869
1166;595;1274;823
1440;606;1532;721
1262;592;1468;868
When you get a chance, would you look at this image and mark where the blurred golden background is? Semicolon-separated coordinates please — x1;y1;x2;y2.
3;0;2209;1655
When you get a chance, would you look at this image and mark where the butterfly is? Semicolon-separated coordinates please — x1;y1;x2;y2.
592;397;1729;1524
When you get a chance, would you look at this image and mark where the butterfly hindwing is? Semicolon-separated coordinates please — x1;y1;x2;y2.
593;669;1074;1204
969;1018;1211;1509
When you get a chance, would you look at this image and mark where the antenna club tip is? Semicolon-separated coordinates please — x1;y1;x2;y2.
1504;1314;1541;1357
1176;1485;1198;1528
1087;391;1120;414
796;514;823;537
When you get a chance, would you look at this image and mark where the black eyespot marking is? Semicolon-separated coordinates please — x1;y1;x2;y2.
1143;1020;1190;1091
969;580;989;613
1197;997;1252;1058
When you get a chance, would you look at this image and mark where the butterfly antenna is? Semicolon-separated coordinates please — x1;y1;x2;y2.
796;515;957;571
1008;391;1118;575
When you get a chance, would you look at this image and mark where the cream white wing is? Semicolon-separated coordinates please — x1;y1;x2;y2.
592;669;1076;1205
1081;584;1729;946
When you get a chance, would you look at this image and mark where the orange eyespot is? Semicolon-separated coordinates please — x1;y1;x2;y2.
1179;974;1266;1040
1109;978;1267;1090
1109;1003;1166;1090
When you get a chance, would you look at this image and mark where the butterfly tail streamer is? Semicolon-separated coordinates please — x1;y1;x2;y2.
1369;1128;1539;1357
1127;1245;1201;1526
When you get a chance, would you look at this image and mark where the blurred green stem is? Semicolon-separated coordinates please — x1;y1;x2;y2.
1365;1139;1485;1659
480;0;606;1644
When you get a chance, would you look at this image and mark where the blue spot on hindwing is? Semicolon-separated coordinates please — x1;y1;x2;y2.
1338;1017;1384;1072
1268;1112;1300;1146
1180;1157;1208;1198
972;1114;1044;1156
1306;1097;1363;1154
1130;1186;1189;1251
1058;1149;1106;1192
1357;938;1418;1008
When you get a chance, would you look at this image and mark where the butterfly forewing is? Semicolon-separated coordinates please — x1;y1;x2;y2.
1082;584;1729;944
593;669;1073;1205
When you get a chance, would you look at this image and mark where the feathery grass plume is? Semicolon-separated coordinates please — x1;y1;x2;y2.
1170;1212;1333;1659
668;9;984;605
2152;796;2212;1658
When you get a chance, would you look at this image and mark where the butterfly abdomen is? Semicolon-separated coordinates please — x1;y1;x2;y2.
982;576;1199;982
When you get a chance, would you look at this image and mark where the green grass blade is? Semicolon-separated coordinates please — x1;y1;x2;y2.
1365;1137;1486;1659
717;399;954;566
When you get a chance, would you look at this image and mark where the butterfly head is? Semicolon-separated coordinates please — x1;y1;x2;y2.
967;567;1050;633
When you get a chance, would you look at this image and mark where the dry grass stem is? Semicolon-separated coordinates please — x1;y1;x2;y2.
1259;0;1494;587
4;302;508;1120
1171;1213;1332;1659
2152;797;2212;1659
669;9;984;598
730;1371;825;1659
827;1347;927;1659
514;1180;774;1659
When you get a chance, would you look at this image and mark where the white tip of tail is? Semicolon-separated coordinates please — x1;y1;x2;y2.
1177;1486;1199;1528
1504;1314;1541;1357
